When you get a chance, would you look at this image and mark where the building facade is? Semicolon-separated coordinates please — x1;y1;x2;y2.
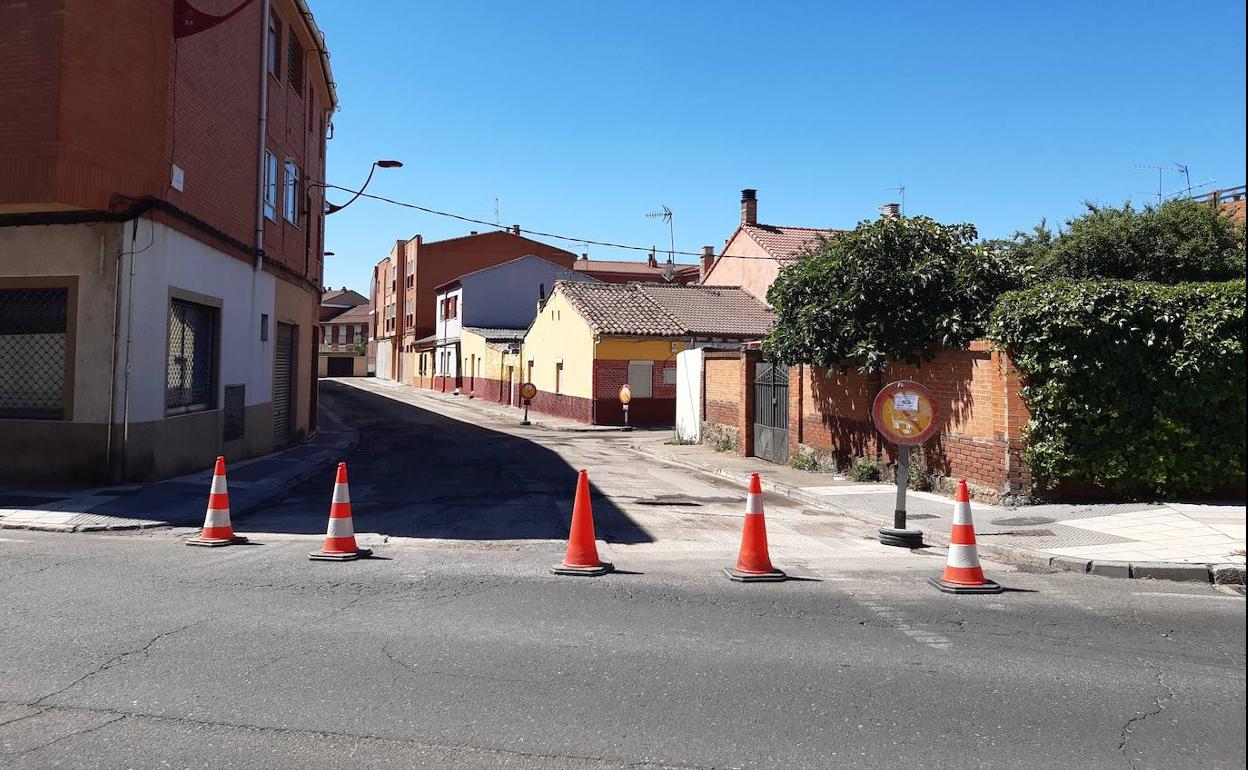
369;228;577;385
701;189;842;302
0;0;335;481
319;288;369;377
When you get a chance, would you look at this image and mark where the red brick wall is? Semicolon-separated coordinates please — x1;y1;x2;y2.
702;351;758;454
592;359;677;426
528;391;593;423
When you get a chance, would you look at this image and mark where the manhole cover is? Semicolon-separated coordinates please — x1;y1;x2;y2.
990;516;1055;527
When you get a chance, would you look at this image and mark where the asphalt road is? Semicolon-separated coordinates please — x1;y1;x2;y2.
0;381;1243;769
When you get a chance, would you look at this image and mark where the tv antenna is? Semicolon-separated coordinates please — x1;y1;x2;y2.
493;197;500;227
646;205;677;281
885;184;906;215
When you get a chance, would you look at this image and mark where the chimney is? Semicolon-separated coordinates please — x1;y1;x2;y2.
700;245;715;282
511;224;521;235
580;252;589;261
469;230;478;236
647;248;657;269
879;202;901;219
740;188;758;225
537;282;547;313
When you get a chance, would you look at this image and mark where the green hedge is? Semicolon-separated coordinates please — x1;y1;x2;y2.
989;279;1245;497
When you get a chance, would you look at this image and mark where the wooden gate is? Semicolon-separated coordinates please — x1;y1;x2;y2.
753;362;789;464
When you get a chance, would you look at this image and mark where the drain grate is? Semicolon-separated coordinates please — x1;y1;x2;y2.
990;516;1055;527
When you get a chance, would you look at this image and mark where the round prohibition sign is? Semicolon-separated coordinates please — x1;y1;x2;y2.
519;382;537;401
618;384;632;405
871;380;939;445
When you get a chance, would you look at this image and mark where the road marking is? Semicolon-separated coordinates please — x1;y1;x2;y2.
852;594;953;650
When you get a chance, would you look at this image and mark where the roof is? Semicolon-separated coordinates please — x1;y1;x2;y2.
639;283;776;338
572;259;700;278
741;224;840;263
324;304;370;324
554;282;773;339
434;254;596;293
462;326;526;341
321;288;368;307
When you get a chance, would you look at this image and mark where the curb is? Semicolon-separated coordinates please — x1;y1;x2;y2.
628;443;1245;586
1;410;359;535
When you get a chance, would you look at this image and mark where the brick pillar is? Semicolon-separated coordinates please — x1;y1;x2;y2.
741;351;760;456
787;364;802;460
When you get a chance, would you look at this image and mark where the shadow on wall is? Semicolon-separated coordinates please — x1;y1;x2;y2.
236;380;655;544
806;349;977;472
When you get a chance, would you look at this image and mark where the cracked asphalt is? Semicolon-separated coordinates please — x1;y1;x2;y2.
0;380;1243;769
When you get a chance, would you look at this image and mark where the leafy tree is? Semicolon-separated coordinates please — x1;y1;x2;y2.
765;215;1022;372
1018;199;1244;283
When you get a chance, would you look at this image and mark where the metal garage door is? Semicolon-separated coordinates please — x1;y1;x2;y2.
326;356;354;377
273;322;296;446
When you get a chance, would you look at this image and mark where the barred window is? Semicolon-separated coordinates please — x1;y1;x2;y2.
166;298;217;413
0;287;68;419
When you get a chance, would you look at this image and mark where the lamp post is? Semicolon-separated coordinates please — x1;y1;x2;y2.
312;159;403;216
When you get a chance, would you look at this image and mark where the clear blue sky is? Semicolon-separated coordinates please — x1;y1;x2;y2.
311;0;1247;291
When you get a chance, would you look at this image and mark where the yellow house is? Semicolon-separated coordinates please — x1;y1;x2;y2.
521;281;774;425
456;327;524;404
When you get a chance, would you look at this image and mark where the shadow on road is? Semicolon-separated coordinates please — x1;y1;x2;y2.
238;380;654;544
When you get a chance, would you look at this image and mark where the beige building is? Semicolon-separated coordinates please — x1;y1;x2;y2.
701;189;842;302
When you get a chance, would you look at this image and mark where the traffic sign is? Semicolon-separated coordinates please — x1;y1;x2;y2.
618;384;632;404
871;380;938;446
519;382;537;401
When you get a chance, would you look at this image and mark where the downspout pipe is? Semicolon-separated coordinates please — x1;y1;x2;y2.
254;0;271;270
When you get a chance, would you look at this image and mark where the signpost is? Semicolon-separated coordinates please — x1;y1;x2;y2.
619;384;632;429
871;379;939;548
519;382;537;425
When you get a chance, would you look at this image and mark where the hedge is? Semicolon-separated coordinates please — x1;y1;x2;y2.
989;279;1245;497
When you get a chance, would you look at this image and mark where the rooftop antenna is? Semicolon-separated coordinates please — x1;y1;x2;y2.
493;197;500;227
1134;164;1169;205
1173;164;1192;198
885;184;906;215
646;204;677;281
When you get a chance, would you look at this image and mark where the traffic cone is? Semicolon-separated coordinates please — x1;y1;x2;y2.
187;456;247;547
551;469;613;576
928;479;1002;594
724;473;786;582
309;462;372;561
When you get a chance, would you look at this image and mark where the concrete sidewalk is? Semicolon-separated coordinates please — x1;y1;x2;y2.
0;406;358;533
630;435;1246;585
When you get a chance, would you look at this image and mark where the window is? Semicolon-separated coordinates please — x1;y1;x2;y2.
166;298;217;414
260;313;269;341
0;286;71;420
267;17;281;78
264;151;278;221
627;360;653;398
283;158;300;225
287;31;304;90
555;362;563;395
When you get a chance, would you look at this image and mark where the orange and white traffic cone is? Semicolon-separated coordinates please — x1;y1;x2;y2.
309;462;372;561
724;473;786;582
551;469;613;576
929;479;1002;594
187;456;247;547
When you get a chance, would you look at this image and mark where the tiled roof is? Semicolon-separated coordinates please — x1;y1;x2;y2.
742;224;840;263
554;281;772;339
327;304;371;324
639;284;774;337
572;259;700;277
321;288;368;307
462;326;526;341
556;282;684;337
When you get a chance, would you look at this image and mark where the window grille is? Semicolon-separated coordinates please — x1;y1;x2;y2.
167;299;217;413
0;287;68;419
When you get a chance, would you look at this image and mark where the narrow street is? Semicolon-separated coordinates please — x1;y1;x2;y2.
0;380;1243;769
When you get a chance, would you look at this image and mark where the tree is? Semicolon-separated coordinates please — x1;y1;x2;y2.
765;215;1021;372
1019;198;1244;283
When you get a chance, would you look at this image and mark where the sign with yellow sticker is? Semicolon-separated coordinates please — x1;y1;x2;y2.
871;380;939;446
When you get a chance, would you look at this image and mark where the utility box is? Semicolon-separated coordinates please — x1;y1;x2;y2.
675;348;704;443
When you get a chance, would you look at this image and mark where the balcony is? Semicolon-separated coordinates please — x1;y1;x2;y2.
320;342;365;354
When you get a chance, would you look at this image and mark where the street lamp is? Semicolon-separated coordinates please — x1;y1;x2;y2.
314;159;403;215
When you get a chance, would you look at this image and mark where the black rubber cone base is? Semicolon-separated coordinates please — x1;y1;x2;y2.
551;561;614;576
928;576;1003;594
723;566;787;582
878;527;924;548
309;548;373;562
186;535;248;547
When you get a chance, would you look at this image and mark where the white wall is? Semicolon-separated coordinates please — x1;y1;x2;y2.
376;338;393;380
112;219;275;423
460;255;593;330
435;285;463;342
675;348;704;442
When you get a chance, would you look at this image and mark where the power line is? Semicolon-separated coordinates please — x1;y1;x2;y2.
319;182;821;261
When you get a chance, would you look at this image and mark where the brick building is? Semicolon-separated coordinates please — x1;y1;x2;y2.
571;251;700;284
370;228;576;384
319;288;369;377
0;0;335;481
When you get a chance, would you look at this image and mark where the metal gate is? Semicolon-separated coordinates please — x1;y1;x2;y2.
753;362;789;464
273;322;296;446
326;356;354;377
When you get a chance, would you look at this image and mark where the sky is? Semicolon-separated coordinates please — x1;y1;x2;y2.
310;0;1247;291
